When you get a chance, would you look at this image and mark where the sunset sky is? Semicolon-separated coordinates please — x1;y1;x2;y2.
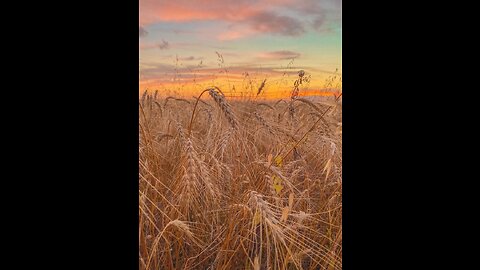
139;0;342;98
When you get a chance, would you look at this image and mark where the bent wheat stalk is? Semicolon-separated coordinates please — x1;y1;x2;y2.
188;87;238;137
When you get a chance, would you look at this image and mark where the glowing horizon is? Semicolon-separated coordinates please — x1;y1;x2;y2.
139;0;342;98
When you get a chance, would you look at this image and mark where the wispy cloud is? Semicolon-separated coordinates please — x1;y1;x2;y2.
158;40;169;50
217;12;305;40
296;0;341;33
312;14;326;31
257;51;301;60
139;26;148;37
140;61;311;83
250;12;305;36
178;56;203;61
139;40;170;50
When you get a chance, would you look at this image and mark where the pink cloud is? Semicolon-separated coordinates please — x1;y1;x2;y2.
139;0;263;24
140;0;340;25
140;0;307;40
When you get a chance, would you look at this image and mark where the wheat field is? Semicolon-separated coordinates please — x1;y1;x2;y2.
139;73;342;269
